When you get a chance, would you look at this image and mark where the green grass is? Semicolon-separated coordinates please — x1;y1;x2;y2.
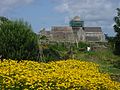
75;49;120;82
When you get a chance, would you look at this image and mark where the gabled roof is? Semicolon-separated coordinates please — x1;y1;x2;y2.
84;27;102;32
52;26;73;32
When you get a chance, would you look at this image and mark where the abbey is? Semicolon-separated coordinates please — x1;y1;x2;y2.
40;16;106;42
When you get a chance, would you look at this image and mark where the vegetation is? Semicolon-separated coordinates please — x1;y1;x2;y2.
104;34;115;50
0;17;39;61
75;49;120;82
0;11;120;89
0;16;9;23
0;59;120;89
38;41;89;62
112;8;120;69
113;8;120;55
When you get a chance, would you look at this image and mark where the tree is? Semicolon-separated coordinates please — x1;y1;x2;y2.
104;34;115;50
0;16;9;22
0;18;39;61
113;8;120;55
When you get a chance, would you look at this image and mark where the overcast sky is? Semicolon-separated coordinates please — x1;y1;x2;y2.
0;0;120;36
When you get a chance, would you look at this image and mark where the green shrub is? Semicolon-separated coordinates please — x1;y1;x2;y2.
0;19;39;61
113;8;120;55
113;60;120;69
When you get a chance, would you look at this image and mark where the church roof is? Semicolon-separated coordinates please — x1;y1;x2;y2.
84;27;102;32
52;26;73;32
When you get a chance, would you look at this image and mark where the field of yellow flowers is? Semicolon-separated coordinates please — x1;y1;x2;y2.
0;59;120;90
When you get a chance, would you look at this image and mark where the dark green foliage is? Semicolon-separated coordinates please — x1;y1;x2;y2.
40;35;48;40
49;42;68;51
78;42;89;51
113;8;120;55
42;48;62;62
0;16;9;23
113;8;120;69
105;35;115;50
40;42;66;62
39;41;89;62
113;60;120;69
0;18;39;61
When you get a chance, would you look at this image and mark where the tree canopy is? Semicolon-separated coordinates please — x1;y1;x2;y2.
113;8;120;55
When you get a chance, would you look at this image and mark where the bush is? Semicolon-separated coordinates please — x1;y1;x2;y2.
113;59;120;69
113;8;120;55
0;19;39;61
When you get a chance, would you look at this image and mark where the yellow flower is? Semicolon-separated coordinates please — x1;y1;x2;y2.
0;59;120;89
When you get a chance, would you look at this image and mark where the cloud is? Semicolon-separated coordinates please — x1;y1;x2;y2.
0;0;34;15
54;0;120;35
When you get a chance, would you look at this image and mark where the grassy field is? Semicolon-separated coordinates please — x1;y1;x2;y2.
75;49;120;82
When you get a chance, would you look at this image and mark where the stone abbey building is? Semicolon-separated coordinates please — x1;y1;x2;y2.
40;16;106;42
